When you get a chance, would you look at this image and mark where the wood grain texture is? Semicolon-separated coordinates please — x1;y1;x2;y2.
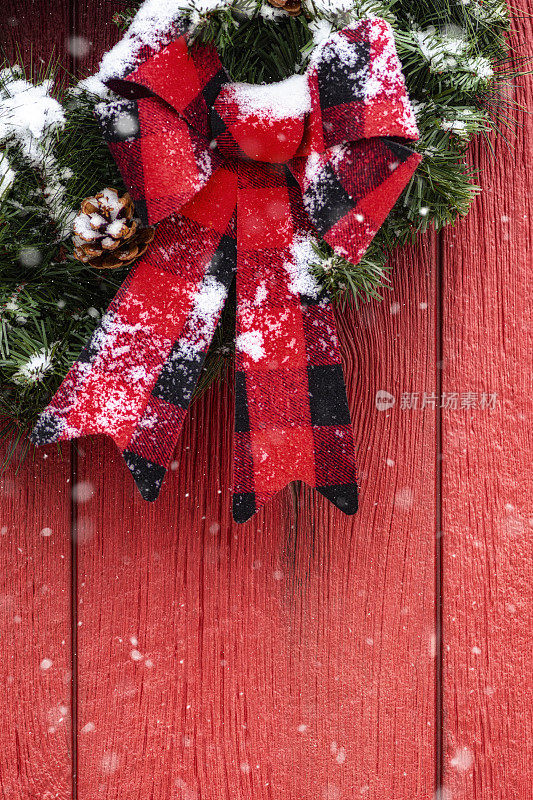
0;444;73;800
2;0;532;798
69;14;437;798
1;0;69;70
1;5;74;800
288;234;439;799
74;200;437;800
69;14;438;800
440;8;533;798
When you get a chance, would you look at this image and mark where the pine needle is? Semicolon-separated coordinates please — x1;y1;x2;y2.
0;0;520;464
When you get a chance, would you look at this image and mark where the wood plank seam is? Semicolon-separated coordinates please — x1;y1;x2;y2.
435;230;445;796
70;445;79;800
69;6;77;800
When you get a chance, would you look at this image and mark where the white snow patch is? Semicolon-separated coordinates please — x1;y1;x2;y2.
0;73;65;145
12;346;55;385
309;18;335;48
173;274;227;360
254;283;268;305
305;151;326;184
236;330;265;362
416;25;467;67
441;119;468;136
284;235;321;298
73;214;100;241
97;187;124;219
0;152;15;198
464;55;493;80
0;70;74;233
311;0;359;14
75;74;111;99
416;25;492;81
228;74;311;120
258;3;286;20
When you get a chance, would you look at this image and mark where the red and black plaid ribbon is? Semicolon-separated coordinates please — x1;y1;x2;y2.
31;19;421;522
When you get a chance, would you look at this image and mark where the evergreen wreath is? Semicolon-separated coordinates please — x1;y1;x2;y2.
0;0;518;460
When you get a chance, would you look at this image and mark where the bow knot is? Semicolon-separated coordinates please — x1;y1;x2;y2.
31;18;422;522
212;75;310;164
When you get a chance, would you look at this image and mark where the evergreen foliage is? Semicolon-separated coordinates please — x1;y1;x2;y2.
0;0;517;453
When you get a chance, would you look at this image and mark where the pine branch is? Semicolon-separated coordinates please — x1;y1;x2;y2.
0;0;518;457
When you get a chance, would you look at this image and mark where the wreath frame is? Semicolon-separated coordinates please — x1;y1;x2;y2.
0;0;518;457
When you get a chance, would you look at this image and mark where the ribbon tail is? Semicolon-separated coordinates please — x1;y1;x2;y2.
32;184;237;501
122;222;236;500
232;164;358;523
301;296;359;517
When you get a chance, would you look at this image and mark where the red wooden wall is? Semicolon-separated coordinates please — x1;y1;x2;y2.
0;3;531;799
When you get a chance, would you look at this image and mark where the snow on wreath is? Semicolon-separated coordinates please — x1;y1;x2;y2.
0;0;516;483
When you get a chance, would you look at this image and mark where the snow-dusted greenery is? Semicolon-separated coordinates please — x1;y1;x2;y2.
0;0;516;450
0;67;125;451
0;67;74;234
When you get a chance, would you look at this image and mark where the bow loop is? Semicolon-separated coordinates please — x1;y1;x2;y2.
290;136;422;266
96;95;224;226
310;18;419;149
96;34;230;227
106;35;228;137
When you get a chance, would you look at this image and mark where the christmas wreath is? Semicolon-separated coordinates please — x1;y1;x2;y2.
0;0;516;470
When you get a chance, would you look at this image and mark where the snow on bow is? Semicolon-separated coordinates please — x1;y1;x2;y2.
31;18;421;522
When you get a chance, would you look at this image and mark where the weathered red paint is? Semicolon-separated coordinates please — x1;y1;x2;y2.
0;2;531;799
440;12;533;796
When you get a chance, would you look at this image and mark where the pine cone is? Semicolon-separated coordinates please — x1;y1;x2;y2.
266;0;302;16
72;188;155;270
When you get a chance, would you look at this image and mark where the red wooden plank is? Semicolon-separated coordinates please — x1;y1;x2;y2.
293;237;438;798
73;240;437;800
0;5;74;798
0;443;73;800
69;4;438;798
0;3;129;797
440;10;533;798
74;398;300;800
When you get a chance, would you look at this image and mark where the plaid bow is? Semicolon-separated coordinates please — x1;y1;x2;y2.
31;18;421;522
